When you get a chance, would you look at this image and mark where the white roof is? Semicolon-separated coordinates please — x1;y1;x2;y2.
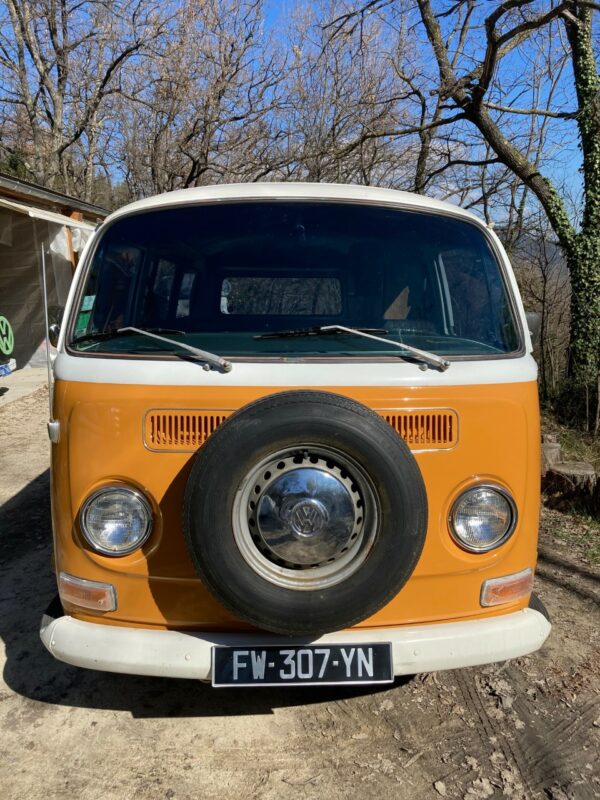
104;182;484;228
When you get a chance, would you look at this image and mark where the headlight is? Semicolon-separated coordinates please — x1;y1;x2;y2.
449;485;516;553
80;486;153;555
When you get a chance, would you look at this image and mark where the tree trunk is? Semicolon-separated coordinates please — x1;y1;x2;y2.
563;7;600;405
566;237;600;389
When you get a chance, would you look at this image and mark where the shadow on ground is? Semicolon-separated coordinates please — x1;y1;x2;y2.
0;471;408;718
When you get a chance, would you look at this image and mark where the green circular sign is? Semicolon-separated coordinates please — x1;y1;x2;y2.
0;315;14;356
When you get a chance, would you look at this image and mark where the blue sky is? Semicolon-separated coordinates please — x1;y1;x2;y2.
259;0;584;216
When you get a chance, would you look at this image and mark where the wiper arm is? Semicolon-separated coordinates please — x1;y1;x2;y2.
254;324;448;370
72;327;185;345
72;326;232;373
320;325;450;371
255;326;389;340
118;327;232;373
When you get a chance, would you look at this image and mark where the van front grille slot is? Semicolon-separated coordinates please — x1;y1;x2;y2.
381;409;458;449
144;411;231;451
144;408;458;452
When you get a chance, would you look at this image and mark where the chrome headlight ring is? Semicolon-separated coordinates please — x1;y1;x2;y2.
79;485;153;556
449;483;517;553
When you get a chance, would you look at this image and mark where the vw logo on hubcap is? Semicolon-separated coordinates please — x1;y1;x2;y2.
289;499;328;537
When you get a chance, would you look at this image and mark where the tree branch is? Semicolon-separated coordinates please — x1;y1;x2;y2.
484;101;580;119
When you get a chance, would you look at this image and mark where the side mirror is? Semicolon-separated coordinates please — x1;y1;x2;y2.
48;324;60;348
525;311;541;348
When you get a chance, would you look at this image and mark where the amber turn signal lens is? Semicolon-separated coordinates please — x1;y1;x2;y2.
59;572;117;612
480;567;533;607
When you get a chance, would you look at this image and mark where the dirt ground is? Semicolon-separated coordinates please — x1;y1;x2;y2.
1;388;598;800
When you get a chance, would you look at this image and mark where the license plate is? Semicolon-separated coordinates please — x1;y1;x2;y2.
211;643;394;687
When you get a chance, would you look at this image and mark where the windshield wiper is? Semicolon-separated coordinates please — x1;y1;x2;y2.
119;327;232;373
320;325;450;371
255;326;389;340
73;326;232;373
255;324;449;370
254;325;450;372
72;327;186;345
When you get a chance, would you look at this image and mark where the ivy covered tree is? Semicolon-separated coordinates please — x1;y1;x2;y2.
329;0;600;430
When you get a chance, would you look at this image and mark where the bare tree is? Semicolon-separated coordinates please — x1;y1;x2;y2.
511;213;571;398
327;0;600;430
267;1;409;185
115;0;282;196
0;0;170;198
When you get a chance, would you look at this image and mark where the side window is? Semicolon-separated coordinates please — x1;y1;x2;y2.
439;249;489;341
439;247;515;349
80;244;143;334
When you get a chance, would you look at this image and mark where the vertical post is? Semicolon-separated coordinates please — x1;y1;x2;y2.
41;246;53;421
65;226;76;269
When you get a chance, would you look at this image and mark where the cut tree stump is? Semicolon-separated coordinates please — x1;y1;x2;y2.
542;461;599;514
541;437;562;477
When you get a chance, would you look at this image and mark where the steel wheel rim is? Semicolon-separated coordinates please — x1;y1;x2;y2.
232;444;379;591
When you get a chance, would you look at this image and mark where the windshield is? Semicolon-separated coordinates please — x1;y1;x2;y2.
70;201;520;359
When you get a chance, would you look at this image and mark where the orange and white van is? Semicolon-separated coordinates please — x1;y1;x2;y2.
41;183;550;687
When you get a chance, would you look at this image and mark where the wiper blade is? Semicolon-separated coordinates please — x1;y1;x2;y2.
72;327;232;373
255;326;389;340
320;325;450;371
72;327;185;345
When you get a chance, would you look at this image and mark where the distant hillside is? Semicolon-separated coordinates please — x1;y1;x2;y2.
497;229;568;279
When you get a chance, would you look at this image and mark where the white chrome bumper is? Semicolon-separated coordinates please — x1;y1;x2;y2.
40;607;551;681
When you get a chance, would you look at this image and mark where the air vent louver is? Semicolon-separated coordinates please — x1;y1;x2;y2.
144;408;458;452
144;410;230;451
382;410;458;449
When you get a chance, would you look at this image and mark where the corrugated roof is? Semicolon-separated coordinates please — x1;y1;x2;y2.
0;172;108;219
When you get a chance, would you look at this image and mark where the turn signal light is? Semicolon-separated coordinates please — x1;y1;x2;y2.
480;568;533;607
59;572;117;612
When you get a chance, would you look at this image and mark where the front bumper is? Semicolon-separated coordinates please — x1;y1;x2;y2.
40;601;551;681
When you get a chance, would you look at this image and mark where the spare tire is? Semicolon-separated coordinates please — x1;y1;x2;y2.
183;390;427;635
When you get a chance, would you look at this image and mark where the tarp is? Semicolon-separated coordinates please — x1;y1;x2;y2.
0;206;94;369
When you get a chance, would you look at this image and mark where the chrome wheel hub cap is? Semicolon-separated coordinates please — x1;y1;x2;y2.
232;446;378;591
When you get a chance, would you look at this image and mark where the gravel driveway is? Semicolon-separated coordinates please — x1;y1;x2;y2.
1;388;598;800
